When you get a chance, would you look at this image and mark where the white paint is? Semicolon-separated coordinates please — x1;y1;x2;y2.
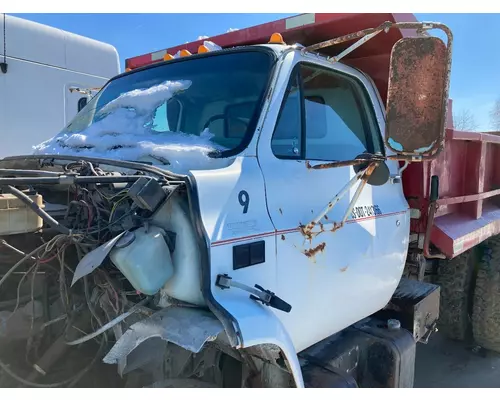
153;192;206;306
285;14;316;30
0;14;119;158
190;46;409;385
151;50;167;61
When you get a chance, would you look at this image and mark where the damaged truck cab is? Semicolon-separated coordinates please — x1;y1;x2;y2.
112;20;449;387
0;14;453;388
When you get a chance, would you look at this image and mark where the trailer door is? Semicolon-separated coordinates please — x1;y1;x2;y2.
257;59;410;352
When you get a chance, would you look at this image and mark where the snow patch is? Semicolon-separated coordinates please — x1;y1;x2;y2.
198;35;209;40
202;41;222;52
227;28;239;32
33;80;233;174
99;80;192;117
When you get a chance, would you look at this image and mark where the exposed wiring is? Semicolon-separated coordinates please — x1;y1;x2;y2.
0;335;107;388
65;297;149;346
0;160;161;387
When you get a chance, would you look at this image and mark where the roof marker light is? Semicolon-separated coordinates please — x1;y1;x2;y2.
163;53;174;61
180;49;192;57
198;45;210;54
269;33;286;45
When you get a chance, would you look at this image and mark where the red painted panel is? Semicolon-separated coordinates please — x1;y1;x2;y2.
125;13;418;101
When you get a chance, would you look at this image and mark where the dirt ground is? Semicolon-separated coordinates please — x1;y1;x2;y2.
414;332;500;388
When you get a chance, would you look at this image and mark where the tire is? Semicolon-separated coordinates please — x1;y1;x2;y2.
436;249;478;341
472;236;500;352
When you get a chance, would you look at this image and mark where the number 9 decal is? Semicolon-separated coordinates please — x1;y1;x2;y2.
238;190;250;214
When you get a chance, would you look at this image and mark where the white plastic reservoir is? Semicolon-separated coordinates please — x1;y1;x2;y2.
110;226;174;295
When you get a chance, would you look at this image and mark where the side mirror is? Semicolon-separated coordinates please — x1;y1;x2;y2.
385;36;450;160
353;153;390;186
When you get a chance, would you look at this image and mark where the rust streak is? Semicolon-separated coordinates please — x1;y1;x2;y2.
305;158;375;170
303;242;326;258
279;208;283;215
331;222;344;232
340;266;348;272
281;234;285;241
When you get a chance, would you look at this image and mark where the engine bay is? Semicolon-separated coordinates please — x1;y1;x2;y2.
0;154;207;387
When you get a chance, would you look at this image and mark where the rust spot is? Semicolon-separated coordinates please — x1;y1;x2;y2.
304;22;392;52
299;224;314;242
331;222;344;232
279;208;283;215
386;36;448;156
303;242;326;258
281;234;285;241
340;266;348;272
305;158;375;170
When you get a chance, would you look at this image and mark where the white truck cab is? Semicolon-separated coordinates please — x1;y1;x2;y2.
0;17;451;388
0;14;120;158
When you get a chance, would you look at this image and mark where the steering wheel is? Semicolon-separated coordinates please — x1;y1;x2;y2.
203;114;250;132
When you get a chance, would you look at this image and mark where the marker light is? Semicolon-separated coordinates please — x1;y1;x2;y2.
269;32;286;45
198;45;210;54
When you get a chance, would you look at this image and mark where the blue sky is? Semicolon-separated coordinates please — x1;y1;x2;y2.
11;13;500;130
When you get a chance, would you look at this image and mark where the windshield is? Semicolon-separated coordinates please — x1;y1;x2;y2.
33;49;274;171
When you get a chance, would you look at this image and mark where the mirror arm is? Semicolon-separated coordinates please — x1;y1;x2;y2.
302;162;378;235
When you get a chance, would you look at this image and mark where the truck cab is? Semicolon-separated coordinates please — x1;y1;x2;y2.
0;14;120;158
0;14;452;388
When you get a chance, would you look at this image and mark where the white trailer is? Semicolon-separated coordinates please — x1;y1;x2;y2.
0;14;119;158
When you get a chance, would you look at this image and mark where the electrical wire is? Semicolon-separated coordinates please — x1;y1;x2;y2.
0;335;107;388
65;297;149;346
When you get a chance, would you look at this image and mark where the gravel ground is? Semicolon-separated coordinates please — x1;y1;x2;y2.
415;332;500;388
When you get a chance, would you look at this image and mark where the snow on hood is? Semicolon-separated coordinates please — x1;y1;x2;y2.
33;80;234;175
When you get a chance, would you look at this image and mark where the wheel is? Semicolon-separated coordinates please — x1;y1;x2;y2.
436;249;478;341
472;236;500;352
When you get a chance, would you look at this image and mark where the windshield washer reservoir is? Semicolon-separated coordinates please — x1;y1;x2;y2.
110;226;174;295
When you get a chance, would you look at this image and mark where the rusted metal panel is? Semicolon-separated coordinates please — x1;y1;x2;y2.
385;36;449;158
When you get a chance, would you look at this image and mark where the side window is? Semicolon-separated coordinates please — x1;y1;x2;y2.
78;97;88;112
301;65;373;162
270;63;381;162
271;74;302;158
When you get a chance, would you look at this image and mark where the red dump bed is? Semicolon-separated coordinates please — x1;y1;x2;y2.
125;13;418;103
126;13;500;259
405;100;500;258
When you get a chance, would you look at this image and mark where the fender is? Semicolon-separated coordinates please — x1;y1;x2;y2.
214;292;304;388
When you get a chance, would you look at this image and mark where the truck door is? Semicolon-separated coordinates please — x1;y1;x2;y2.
257;59;410;352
